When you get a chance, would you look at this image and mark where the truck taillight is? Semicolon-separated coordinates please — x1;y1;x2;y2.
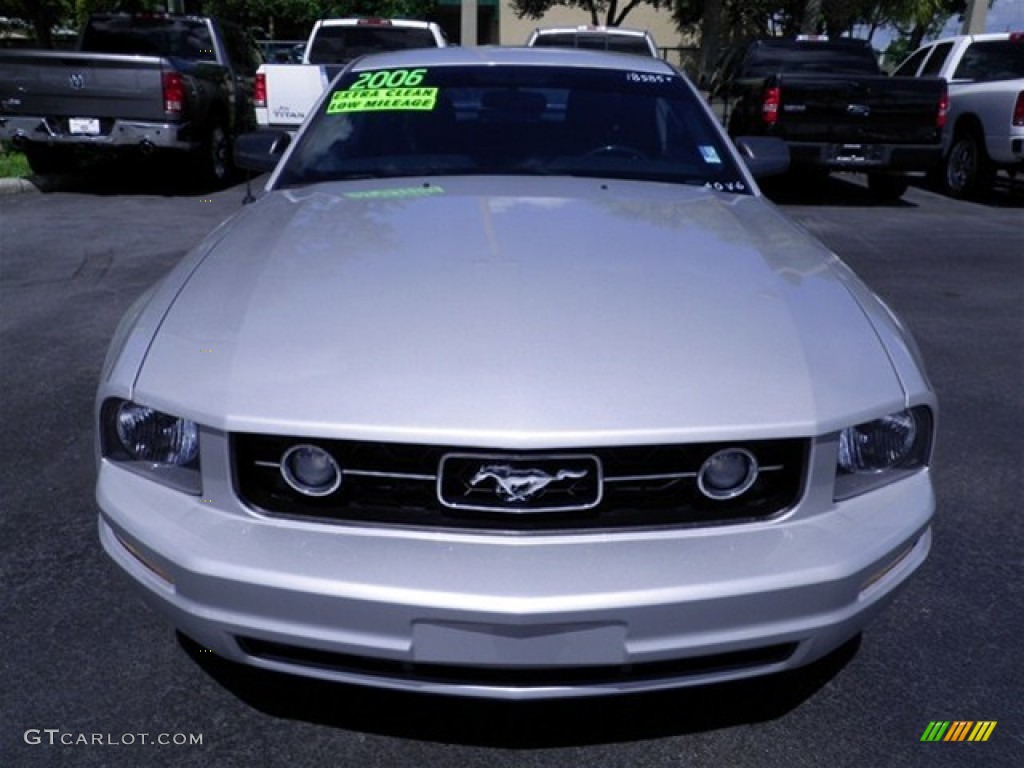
762;86;781;125
254;73;267;108
162;71;184;114
1013;91;1024;127
937;86;949;129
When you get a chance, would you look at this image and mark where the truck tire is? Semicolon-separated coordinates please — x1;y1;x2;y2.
943;129;995;199
866;173;909;201
192;119;233;187
24;144;74;175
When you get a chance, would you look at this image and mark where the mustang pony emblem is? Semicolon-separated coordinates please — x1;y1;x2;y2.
469;465;588;502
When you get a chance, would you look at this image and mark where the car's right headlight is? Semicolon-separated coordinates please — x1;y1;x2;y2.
100;398;200;494
834;406;934;500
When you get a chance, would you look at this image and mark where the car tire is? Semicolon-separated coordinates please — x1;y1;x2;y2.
943;130;995;200
23;144;75;176
866;173;909;201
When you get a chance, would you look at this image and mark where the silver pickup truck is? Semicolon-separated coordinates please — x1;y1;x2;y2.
0;12;262;183
894;33;1024;198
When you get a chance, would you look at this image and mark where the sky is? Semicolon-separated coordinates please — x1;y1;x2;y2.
940;0;1024;35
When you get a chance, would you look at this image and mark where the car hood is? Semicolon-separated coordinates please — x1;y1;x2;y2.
134;177;905;445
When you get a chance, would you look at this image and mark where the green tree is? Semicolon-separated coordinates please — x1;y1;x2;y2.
880;0;967;48
0;0;71;47
202;0;440;39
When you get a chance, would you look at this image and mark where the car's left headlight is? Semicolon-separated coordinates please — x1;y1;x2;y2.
100;398;201;494
834;406;933;500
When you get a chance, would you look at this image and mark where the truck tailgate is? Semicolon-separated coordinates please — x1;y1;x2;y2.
0;50;167;122
777;75;944;144
261;63;330;127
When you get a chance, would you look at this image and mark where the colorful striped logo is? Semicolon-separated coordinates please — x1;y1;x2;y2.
920;721;997;742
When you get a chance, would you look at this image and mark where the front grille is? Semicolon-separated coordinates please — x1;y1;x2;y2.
237;636;798;688
232;435;806;532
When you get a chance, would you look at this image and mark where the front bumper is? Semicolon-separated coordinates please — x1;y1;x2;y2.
0;115;196;152
97;458;933;699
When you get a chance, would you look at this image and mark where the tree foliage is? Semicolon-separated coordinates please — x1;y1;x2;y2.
202;1;441;39
0;0;70;47
0;0;443;46
4;0;975;60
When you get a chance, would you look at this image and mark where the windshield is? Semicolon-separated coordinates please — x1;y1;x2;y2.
743;43;880;77
307;26;439;65
531;33;655;57
276;64;750;193
80;16;216;61
952;40;1024;81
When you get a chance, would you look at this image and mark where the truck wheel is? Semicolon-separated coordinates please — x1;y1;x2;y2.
944;131;995;199
24;145;75;175
193;120;232;187
866;173;909;201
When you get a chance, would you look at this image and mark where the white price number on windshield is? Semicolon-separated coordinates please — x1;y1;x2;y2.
626;72;669;84
705;181;747;192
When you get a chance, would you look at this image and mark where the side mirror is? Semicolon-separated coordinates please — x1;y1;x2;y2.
234;131;291;173
733;136;789;178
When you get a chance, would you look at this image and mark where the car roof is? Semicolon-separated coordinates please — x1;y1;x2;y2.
347;45;675;73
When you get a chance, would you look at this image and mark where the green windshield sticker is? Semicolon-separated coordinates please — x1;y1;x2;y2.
344;186;445;200
326;87;439;114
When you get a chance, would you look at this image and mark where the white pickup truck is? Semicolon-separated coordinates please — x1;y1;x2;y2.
894;32;1024;198
255;18;446;131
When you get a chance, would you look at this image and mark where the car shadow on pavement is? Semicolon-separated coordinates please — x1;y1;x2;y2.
30;154;239;197
760;173;918;208
180;633;861;747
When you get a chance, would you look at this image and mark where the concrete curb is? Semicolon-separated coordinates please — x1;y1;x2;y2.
0;176;40;195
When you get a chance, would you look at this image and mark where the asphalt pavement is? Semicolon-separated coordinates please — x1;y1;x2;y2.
1;168;1021;768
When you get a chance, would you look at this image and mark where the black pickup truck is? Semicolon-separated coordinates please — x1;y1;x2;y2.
722;38;948;199
0;12;262;183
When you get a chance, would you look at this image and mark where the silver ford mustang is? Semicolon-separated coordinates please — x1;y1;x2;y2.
96;47;936;699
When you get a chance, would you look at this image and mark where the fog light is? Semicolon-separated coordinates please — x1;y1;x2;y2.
698;448;758;500
281;444;342;496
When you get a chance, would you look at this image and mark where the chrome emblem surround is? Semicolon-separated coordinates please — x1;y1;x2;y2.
846;103;870;117
69;73;86;90
438;453;603;513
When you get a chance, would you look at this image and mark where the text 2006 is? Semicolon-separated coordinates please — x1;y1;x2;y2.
350;68;428;90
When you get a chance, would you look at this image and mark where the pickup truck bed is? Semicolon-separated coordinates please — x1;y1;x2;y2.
0;13;260;183
894;33;1024;198
724;38;947;199
0;49;206;156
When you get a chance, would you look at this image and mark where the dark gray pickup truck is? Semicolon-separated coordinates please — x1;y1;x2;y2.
0;12;262;183
722;38;948;199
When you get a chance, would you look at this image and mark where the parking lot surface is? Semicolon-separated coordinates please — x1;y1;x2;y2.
1;171;1021;767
